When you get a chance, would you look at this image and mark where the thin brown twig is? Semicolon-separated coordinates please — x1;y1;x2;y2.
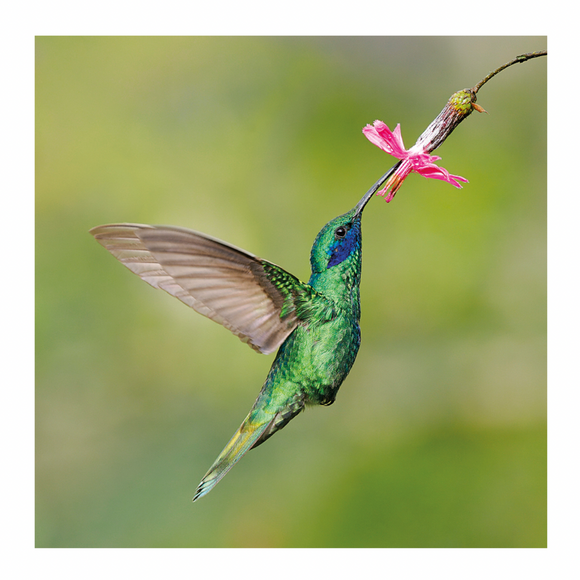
472;51;547;94
414;50;547;154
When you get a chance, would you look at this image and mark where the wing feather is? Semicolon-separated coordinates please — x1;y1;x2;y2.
90;223;302;354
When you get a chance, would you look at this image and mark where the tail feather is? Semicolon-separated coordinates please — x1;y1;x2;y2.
193;417;273;502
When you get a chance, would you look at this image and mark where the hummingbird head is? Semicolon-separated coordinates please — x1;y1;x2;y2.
309;209;363;275
309;162;401;276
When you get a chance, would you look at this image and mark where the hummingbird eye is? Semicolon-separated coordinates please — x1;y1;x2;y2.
335;226;347;238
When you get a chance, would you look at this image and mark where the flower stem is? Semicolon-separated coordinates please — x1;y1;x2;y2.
414;88;479;154
365;50;547;203
414;50;547;155
472;51;547;94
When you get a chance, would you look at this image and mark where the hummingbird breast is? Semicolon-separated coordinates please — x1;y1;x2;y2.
268;310;361;408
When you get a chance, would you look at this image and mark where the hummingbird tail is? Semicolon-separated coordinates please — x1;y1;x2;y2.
192;416;273;502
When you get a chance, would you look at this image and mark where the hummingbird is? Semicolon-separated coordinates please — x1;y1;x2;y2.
90;165;398;501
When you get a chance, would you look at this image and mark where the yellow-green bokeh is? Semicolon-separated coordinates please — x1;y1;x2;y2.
36;37;546;547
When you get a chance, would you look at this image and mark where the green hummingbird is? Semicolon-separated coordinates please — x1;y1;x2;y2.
90;165;398;501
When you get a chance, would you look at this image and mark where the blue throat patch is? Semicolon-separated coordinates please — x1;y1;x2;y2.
327;226;360;268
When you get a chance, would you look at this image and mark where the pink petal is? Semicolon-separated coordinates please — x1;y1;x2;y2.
363;119;468;198
363;121;407;159
362;124;391;153
416;164;468;188
376;122;407;156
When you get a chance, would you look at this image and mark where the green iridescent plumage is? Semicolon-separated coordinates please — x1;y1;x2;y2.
90;167;395;502
190;210;365;500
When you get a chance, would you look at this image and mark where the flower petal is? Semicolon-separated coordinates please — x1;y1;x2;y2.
416;163;468;188
363;121;407;159
364;119;468;199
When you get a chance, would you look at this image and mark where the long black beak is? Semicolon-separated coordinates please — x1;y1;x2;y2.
353;160;402;218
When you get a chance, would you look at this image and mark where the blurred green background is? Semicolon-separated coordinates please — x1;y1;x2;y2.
36;37;546;548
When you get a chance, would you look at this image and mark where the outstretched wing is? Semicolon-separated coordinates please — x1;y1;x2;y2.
90;223;309;354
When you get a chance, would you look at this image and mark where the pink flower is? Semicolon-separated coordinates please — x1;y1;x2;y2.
363;120;468;202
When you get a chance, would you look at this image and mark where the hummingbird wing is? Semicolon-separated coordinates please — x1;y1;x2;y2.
90;223;307;355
